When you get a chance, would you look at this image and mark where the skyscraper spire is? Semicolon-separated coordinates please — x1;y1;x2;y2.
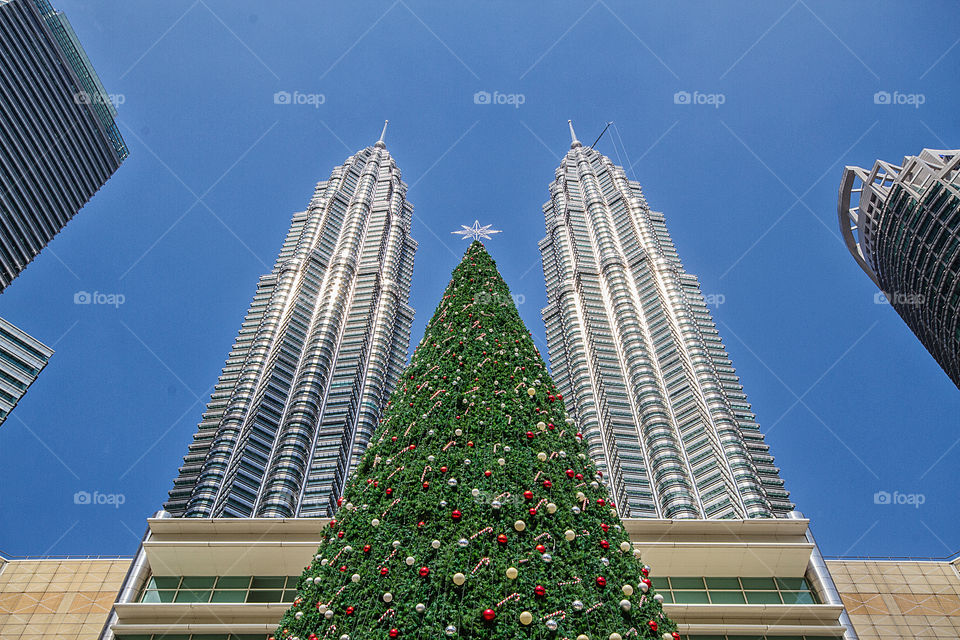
539;136;792;519
375;119;389;148
165;140;418;518
568;119;581;148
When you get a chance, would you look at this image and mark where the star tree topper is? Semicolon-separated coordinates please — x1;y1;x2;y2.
452;220;502;241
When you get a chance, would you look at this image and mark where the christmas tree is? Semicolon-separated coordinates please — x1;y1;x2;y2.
274;242;679;640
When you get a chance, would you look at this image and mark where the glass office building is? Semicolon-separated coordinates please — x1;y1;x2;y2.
539;123;793;520
0;316;52;426
0;0;127;291
838;148;960;389
165;130;417;518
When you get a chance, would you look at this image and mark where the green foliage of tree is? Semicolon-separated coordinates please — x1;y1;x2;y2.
275;242;678;640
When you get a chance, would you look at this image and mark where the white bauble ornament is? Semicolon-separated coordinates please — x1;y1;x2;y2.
491;500;502;510
431;539;441;549
340;635;350;640
321;559;329;566
577;635;589;640
471;488;480;497
405;556;415;566
392;540;401;548
564;529;576;541
572;506;581;515
313;576;322;585
371;518;380;527
601;557;610;566
527;388;536;396
572;599;584;611
315;554;322;561
559;450;567;458
504;446;512;453
458;538;469;547
498;458;506;466
428;455;436;463
663;634;673;640
324;609;334;620
547;502;557;514
537;452;547;461
640;581;649;593
546;619;558;631
351;574;360;583
520;611;533;625
619;599;631;611
591;481;600;490
455;428;463;436
318;604;327;614
576;491;585;501
448;478;458;487
295;611;304;620
452;572;466;586
463;458;471;466
514;519;526;531
621;584;634;596
428;429;435;437
445;625;457;636
654;593;664;603
383;592;393;603
609;634;622;640
542;553;552;563
536;421;546;430
415;603;426;614
620;541;631;552
633;549;643;559
506;566;518;579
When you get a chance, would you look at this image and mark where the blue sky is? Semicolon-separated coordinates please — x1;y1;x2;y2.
0;1;957;559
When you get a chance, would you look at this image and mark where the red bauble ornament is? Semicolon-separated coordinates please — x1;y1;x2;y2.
482;608;496;621
467;441;474;447
601;523;609;532
363;544;371;553
337;497;343;506
497;534;508;545
596;576;607;587
542;480;552;489
523;490;534;500
534;585;546;597
641;567;650;576
529;507;537;516
440;466;448;473
380;567;389;576
597;498;606;506
339;565;347;572
526;431;534;439
672;633;680;639
391;436;397;442
535;544;546;553
600;540;610;549
345;606;354;615
337;531;345;538
423;481;430;490
419;566;430;577
385;487;393;495
575;473;584;480
417;521;425;528
484;470;492;477
566;469;575;478
647;621;658;632
452;509;462;521
329;519;337;528
389;629;399;638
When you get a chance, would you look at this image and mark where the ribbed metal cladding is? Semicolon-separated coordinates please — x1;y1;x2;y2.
165;141;417;518
539;133;793;520
0;0;124;291
839;149;960;389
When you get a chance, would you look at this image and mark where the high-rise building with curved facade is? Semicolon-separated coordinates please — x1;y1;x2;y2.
165;127;418;518
838;148;960;389
539;123;793;520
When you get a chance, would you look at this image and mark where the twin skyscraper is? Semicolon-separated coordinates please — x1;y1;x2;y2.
164;122;793;523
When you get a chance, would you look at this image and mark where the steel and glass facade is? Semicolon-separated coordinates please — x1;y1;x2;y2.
0;0;127;291
839;148;960;388
0;316;52;426
539;125;793;520
165;137;417;518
